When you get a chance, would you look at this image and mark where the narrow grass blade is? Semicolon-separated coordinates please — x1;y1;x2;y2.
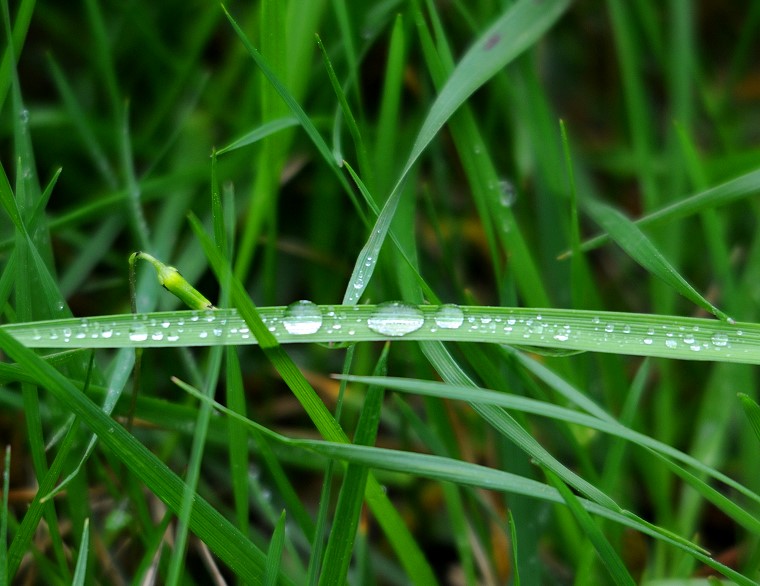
216;117;299;155
0;446;9;586
319;346;388;586
264;511;287;586
738;393;760;445
584;198;732;322
578;167;760;253
544;470;636;586
71;518;89;586
404;0;570;178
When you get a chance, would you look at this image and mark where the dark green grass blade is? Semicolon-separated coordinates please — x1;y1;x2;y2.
319;346;388;586
545;469;636;586
264;511;287;586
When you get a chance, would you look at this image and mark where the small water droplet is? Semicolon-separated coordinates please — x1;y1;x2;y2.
665;339;677;349
151;331;164;341
367;301;424;337
434;304;464;330
283;300;323;335
199;330;208;338
643;338;653;345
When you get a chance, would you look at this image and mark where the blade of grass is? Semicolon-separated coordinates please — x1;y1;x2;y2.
319;345;388;586
0;446;9;586
544;469;636;586
264;511;287;586
344;0;569;305
738;393;760;446
584;198;732;322
71;518;89;586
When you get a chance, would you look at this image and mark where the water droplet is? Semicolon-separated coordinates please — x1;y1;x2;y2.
498;179;517;207
367;301;424;337
554;333;569;342
151;331;164;341
665;339;677;349
283;300;323;335
711;333;729;347
643;338;653;345
434;304;464;329
55;300;65;311
128;325;148;342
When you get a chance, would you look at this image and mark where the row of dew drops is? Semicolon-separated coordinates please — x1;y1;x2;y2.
23;300;742;353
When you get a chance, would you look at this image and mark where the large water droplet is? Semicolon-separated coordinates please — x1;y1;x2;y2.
711;333;729;347
128;325;148;342
367;301;424;337
282;300;323;335
434;304;464;330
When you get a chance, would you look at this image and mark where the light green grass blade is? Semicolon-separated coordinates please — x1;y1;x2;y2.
7;305;758;365
578;167;760;253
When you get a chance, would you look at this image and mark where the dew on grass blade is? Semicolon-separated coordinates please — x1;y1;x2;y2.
282;300;323;335
433;304;465;330
128;324;148;342
367;301;424;337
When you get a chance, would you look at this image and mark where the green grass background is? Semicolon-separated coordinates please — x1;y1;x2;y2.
1;1;759;584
